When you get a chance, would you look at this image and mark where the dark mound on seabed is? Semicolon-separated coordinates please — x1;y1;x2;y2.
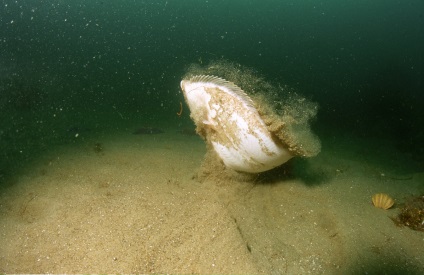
391;194;424;232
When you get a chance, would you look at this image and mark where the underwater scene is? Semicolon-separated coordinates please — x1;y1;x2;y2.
0;0;423;274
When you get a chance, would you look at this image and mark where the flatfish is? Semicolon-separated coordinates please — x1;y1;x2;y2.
181;75;293;173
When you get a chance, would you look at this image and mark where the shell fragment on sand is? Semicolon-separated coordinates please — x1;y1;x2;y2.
180;75;293;173
372;193;395;210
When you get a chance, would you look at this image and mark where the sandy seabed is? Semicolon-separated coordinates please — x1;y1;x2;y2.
0;129;423;274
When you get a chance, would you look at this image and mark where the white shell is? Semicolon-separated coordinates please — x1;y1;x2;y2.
181;75;293;173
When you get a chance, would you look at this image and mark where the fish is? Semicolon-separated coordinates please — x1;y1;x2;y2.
180;75;293;173
177;128;197;136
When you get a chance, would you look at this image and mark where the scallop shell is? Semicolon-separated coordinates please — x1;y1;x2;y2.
180;75;293;173
372;193;395;210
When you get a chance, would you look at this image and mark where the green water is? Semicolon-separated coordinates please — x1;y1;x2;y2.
1;0;423;182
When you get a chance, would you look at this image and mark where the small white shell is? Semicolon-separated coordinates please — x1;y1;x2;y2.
372;193;395;210
181;75;293;173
